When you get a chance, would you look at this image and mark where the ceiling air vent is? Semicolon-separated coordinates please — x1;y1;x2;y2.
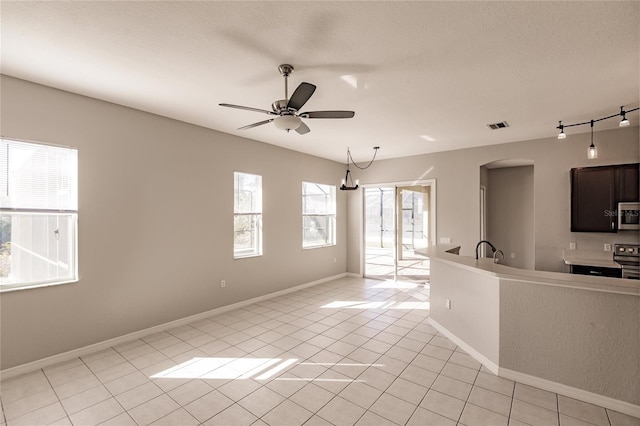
487;121;509;130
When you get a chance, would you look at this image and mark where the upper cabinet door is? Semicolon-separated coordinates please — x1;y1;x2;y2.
616;163;640;203
571;166;616;232
571;163;640;233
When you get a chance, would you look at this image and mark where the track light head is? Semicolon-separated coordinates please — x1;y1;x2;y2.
620;107;630;127
557;121;566;139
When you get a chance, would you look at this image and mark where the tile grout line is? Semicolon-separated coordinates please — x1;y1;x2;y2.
453;351;482;426
507;374;518;426
0;390;5;425
40;366;72;425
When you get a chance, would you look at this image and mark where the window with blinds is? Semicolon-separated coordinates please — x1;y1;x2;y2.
0;138;78;291
302;181;336;249
234;172;262;258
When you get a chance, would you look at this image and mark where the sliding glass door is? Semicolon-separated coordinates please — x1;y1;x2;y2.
364;183;433;282
364;187;396;280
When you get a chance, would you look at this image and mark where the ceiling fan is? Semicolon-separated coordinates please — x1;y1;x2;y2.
220;64;355;135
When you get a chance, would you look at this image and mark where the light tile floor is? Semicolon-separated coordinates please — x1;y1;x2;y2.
1;277;638;426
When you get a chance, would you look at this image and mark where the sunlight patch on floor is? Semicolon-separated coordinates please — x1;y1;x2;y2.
321;300;429;310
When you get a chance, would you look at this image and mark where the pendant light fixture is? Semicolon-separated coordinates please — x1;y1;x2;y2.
556;104;637;159
340;146;380;191
587;120;598;160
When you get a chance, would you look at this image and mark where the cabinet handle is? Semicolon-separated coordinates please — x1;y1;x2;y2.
611;222;615;229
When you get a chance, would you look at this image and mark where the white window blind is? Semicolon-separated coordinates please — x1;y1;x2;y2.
1;139;78;212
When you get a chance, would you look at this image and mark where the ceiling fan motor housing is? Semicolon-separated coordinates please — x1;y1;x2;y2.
272;99;290;113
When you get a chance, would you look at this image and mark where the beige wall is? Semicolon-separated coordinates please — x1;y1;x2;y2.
0;76;347;369
487;166;535;269
348;125;639;274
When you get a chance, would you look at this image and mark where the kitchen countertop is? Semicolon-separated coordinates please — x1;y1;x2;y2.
562;249;620;269
417;245;639;296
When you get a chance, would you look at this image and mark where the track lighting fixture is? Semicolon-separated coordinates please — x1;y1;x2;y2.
340;146;379;191
556;104;637;159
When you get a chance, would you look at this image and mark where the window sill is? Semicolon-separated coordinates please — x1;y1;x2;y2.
303;244;336;250
0;279;78;293
234;254;262;260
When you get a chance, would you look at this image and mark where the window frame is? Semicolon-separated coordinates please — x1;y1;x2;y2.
302;181;336;249
0;138;78;292
233;171;263;259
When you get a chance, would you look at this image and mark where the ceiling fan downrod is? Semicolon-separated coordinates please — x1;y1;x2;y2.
278;64;294;100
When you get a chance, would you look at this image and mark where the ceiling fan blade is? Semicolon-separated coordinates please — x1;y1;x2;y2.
299;111;355;119
220;103;275;115
238;119;274;130
295;121;311;135
287;82;316;111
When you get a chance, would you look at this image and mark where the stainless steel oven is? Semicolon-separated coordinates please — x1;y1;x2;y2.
614;244;639;280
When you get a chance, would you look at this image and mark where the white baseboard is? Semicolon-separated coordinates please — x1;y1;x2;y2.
346;272;362;278
499;367;640;419
427;318;640;419
427;318;499;374
0;273;347;381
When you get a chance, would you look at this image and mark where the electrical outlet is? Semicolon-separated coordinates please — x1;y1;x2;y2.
333;257;337;263
220;280;226;288
604;244;611;252
445;299;451;310
440;237;451;244
569;242;576;250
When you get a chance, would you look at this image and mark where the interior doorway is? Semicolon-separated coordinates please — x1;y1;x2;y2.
363;181;435;282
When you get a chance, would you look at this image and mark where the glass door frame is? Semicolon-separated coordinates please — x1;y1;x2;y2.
361;179;437;280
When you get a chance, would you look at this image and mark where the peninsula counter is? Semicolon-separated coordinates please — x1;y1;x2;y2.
419;245;639;418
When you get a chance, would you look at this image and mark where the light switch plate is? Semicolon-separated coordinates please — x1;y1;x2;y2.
569;242;576;250
604;243;611;252
440;237;452;244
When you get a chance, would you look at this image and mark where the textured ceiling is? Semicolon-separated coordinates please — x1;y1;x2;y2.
1;1;639;162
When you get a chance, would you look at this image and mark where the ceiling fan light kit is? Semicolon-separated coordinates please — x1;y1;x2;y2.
220;64;355;135
274;115;302;131
556;105;638;159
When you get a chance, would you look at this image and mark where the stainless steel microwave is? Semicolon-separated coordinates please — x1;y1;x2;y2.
618;202;640;230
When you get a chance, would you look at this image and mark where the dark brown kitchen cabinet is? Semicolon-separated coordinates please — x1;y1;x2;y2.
570;163;639;233
571;166;616;232
617;163;639;202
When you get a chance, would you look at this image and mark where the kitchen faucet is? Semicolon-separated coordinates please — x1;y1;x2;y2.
475;240;497;259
